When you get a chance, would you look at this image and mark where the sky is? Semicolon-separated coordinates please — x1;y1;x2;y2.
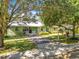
9;0;41;21
9;0;38;15
10;0;16;5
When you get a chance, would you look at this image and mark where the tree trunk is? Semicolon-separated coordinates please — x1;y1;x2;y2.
72;22;76;38
0;36;4;48
0;31;4;48
0;0;8;48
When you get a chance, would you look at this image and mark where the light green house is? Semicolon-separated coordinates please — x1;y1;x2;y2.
8;20;48;36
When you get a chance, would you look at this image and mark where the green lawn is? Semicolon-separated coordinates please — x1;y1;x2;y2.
48;35;79;44
0;39;36;55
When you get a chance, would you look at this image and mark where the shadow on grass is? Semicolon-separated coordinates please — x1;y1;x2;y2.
4;35;27;40
0;40;37;53
48;35;79;44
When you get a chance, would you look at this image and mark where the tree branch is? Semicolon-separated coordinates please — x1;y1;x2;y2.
8;1;18;23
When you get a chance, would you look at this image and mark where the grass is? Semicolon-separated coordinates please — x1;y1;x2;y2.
4;35;27;40
48;35;79;44
0;39;37;54
38;32;50;35
61;39;78;44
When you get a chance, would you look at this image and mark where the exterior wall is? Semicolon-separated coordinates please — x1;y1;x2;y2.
7;26;48;36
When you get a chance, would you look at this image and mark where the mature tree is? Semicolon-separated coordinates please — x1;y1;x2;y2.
39;0;79;39
0;0;35;48
0;0;9;48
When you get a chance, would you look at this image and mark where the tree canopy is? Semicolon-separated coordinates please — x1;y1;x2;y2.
37;0;79;38
39;0;79;26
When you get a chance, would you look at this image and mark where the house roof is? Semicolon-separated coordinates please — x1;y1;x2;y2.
9;21;44;27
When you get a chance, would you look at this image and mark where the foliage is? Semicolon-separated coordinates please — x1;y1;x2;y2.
38;0;79;38
40;0;79;25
